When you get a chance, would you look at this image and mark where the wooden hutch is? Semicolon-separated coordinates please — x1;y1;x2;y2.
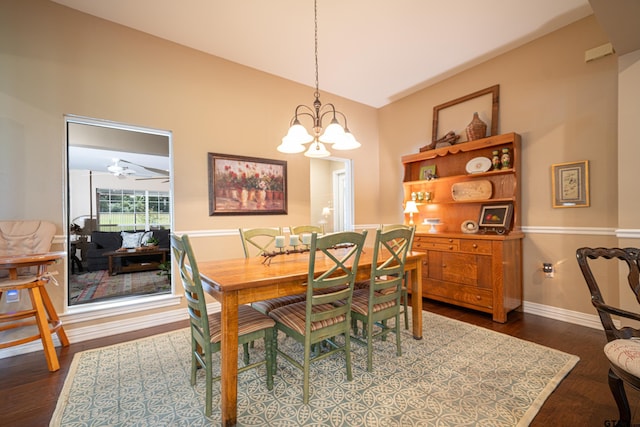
402;132;524;323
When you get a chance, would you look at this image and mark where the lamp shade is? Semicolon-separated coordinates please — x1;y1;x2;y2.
319;119;346;143
284;121;314;145
277;136;306;153
304;141;330;158
404;201;419;214
332;130;361;150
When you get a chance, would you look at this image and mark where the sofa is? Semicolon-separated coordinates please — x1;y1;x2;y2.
85;229;170;272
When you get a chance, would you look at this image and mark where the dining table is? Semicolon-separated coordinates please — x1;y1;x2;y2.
198;247;426;426
0;251;69;371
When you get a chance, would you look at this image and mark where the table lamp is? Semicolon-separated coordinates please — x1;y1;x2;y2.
404;201;419;225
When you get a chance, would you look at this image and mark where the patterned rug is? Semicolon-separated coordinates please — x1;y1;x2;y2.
70;270;171;304
50;309;579;426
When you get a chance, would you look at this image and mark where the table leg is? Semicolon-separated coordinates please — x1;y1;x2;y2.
220;291;239;427
108;255;114;276
410;260;423;340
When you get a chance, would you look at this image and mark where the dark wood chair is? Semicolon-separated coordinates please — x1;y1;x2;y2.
577;247;640;427
268;230;367;403
171;233;276;417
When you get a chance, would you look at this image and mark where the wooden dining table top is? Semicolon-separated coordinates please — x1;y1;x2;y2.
197;247;425;293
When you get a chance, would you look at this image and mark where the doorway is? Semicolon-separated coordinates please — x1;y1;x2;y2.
310;157;353;232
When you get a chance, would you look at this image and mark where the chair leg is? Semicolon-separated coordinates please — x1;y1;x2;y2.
29;286;60;371
366;319;374;372
303;338;311;404
608;368;631;427
205;348;213;418
264;328;274;390
403;290;409;330
242;342;250;365
344;332;353;382
395;313;402;357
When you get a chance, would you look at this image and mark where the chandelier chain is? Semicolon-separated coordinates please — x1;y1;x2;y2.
314;0;319;96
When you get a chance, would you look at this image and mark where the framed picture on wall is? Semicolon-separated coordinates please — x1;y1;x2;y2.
208;153;287;215
551;160;590;208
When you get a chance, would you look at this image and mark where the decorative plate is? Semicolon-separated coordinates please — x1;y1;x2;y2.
461;220;479;234
465;157;492;174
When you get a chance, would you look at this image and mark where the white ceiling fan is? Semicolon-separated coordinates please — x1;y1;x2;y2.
120;159;170;182
107;158;136;178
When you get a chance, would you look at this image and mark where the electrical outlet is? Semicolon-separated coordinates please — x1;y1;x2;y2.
543;263;554;278
6;289;20;303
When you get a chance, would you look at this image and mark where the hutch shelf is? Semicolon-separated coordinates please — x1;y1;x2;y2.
402;132;524;322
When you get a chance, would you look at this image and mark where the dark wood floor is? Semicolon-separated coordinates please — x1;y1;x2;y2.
1;299;637;426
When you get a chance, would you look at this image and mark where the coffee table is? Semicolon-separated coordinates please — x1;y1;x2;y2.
103;248;169;275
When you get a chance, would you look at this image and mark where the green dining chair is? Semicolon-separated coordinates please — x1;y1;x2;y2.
239;227;307;315
171;233;276;417
382;224;415;329
290;224;324;236
350;226;414;372
238;227;282;258
268;230;367;403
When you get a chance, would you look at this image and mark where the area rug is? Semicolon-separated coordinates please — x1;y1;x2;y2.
50;309;579;426
70;270;171;304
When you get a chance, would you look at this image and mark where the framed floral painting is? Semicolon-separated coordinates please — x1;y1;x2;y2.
208;153;287;215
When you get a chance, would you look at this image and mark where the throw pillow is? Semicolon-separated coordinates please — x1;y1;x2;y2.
121;231;143;248
140;231;154;246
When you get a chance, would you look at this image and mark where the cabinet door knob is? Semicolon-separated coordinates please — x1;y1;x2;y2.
448;246;453;250
475;295;481;300
442;264;447;268
472;244;478;249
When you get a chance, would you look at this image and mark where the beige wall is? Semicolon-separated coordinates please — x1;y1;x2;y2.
0;0;378;326
1;0;638;335
378;16;624;316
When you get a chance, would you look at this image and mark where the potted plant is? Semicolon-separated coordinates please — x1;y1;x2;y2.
145;236;160;247
157;261;171;280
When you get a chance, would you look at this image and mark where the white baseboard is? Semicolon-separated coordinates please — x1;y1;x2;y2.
521;300;606;330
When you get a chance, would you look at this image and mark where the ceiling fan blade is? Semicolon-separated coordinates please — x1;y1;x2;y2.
120;159;169;176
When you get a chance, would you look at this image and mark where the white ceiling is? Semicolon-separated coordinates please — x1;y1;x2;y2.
51;0;593;108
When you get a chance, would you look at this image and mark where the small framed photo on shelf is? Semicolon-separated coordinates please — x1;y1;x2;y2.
419;165;437;180
478;203;513;234
551;160;589;208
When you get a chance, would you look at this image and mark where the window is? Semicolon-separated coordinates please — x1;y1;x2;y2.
97;188;170;231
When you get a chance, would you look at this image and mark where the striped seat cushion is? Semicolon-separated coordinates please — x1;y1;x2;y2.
252;294;306;314
269;301;346;335
604;338;640;377
208;304;275;344
350;288;397;316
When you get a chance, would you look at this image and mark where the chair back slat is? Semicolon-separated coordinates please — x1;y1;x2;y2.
239;227;282;258
306;231;367;332
369;227;415;311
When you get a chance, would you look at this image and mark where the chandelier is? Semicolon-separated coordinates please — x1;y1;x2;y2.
277;0;360;158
